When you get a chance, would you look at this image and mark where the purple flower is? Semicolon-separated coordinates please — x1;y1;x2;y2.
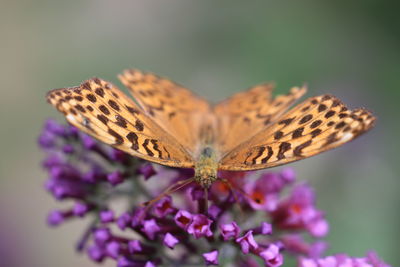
280;168;296;183
100;210;115;223
73;202;90;217
47;210;67;226
145;262;156;267
236;230;258;254
106;241;121;259
39;120;391;267
141;219;161;240
107;171;125;186
45;119;68;136
163;233;179;249
117;212;132;230
220;221;240;241
154;196;174;217
87;245;105;262
271;184;329;237
81;134;97;149
38;131;56;148
244;173;284;211
131;207;146;227
187;214;213;239
203;250;219;265
128;240;143;253
261;222;272;235
109;148;130;164
259;243;283;267
208;204;221;219
137;163;157;180
62;144;75;154
94;228;111;245
174;210;193;230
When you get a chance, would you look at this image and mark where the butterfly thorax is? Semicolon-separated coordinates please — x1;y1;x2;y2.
194;146;218;188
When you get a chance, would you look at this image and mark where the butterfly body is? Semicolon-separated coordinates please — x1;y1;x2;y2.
195;146;219;188
47;69;376;189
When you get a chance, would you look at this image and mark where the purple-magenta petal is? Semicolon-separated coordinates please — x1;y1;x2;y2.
109;148;129;164
208;205;221;219
128;240;142;253
174;210;193;230
94;228;111;245
73;202;90;217
117;212;132;230
87;245;105;262
47;210;65;226
236;230;258;254
163;232;179;249
131;207;146;227
142;219;161;240
154;196;174;217
38;131;56;148
187;214;213;239
106;241;121;259
45;119;67;136
107;171;125;186
100;210;115;223
261;222;272;235
259;243;283;267
220;221;240;241
81;134;97;149
203;250;219;266
145;262;156;267
137;163;157;180
280;168;296;183
62;144;75;154
308;219;329;238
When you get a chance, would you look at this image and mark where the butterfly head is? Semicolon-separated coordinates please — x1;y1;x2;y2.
195;147;219;188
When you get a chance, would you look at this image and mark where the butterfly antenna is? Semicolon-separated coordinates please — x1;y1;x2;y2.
142;177;195;212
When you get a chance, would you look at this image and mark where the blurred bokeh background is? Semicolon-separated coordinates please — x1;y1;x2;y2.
0;0;399;266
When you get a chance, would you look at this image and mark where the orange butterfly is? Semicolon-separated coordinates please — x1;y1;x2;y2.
47;69;376;189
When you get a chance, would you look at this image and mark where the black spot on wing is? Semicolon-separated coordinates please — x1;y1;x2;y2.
142;139;154;157
108;129;124;145
277;142;291;160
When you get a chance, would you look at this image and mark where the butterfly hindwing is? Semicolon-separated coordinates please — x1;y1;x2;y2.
219;95;376;170
47;78;194;168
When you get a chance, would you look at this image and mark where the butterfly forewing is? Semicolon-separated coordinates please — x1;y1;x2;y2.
219;95;376;170
47;78;194;168
214;84;307;156
119;69;211;155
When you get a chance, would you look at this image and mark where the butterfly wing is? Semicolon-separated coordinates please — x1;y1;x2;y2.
214;84;307;155
47;78;194;168
219;95;376;170
118;69;212;155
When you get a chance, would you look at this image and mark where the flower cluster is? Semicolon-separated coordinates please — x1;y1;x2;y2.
39;119;391;267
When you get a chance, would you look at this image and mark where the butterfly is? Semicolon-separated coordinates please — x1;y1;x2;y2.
47;69;376;189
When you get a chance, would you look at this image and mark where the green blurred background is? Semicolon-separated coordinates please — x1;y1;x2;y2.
0;0;399;266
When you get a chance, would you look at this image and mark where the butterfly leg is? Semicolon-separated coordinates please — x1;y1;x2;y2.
142;177;195;212
218;178;247;214
197;187;209;215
